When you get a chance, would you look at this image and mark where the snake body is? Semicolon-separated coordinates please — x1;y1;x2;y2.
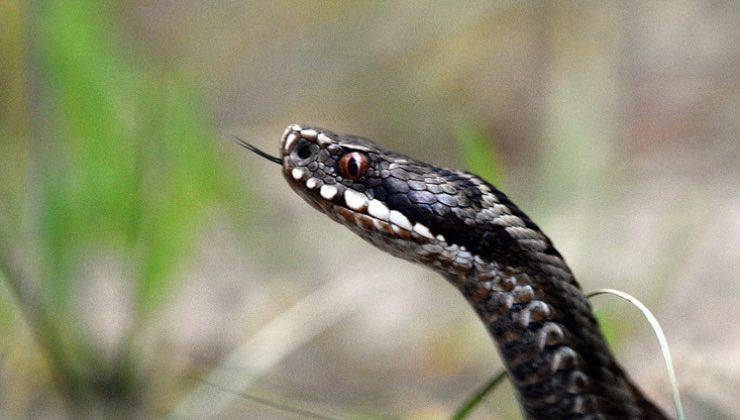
248;124;669;419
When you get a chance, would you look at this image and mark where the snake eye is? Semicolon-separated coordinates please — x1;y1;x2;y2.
339;152;369;180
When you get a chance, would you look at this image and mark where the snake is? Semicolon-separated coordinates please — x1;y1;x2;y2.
236;124;670;419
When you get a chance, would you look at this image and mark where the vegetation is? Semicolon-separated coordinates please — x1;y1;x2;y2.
1;1;734;418
1;1;244;416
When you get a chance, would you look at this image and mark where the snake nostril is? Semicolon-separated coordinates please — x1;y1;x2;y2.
296;143;312;159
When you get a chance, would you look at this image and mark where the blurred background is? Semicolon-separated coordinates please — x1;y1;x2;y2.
1;1;738;418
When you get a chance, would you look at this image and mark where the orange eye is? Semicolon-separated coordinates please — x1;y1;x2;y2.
339;152;369;180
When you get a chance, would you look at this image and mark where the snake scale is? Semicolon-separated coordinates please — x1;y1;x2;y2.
238;124;669;419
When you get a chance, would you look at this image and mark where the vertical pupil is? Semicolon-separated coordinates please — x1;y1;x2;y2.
347;157;359;176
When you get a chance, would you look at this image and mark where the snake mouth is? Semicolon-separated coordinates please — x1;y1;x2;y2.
285;169;446;245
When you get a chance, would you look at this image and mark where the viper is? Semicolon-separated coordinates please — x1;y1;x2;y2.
237;124;669;419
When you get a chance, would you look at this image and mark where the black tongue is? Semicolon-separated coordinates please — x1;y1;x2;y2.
231;135;282;165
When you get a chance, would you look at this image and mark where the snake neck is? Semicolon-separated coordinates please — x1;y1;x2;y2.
331;182;669;418
444;253;668;419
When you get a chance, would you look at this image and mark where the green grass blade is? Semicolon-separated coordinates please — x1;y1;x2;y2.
452;369;507;420
593;309;616;346
454;120;503;186
31;0;243;320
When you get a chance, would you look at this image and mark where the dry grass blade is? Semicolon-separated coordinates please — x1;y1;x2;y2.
190;377;341;420
587;288;684;420
453;288;684;419
171;275;393;418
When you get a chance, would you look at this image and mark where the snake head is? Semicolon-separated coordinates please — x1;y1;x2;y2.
277;124;445;250
237;123;561;275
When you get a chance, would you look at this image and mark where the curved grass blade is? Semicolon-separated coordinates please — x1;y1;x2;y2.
452;288;683;420
587;288;684;420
